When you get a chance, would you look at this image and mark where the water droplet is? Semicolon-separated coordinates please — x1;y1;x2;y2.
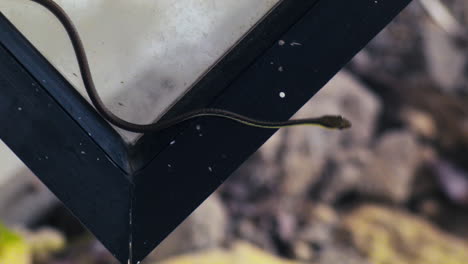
17;107;22;111
278;66;284;72
208;166;213;172
278;40;285;46
196;125;201;131
168;164;172;168
170;140;176;145
81;151;86;155
279;92;286;98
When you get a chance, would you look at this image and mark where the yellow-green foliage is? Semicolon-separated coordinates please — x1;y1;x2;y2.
0;223;31;264
344;205;468;264
158;241;300;264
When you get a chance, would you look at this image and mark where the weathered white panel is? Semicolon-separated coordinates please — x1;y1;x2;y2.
2;0;280;141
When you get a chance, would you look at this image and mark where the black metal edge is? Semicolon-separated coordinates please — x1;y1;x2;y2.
0;44;131;263
132;0;413;261
129;0;321;169
0;13;131;173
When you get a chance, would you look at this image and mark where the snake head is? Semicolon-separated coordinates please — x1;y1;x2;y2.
319;115;352;130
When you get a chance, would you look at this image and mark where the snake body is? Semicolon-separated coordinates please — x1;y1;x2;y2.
29;0;351;133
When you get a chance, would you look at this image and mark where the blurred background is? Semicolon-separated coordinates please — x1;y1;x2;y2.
1;0;468;263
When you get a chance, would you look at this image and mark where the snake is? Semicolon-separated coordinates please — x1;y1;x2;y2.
29;0;351;133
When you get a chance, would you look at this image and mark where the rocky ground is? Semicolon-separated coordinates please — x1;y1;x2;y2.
1;0;468;263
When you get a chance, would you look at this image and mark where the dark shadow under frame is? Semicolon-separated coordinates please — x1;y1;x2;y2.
0;0;412;263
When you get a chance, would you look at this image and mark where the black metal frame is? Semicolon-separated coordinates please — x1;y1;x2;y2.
0;0;412;263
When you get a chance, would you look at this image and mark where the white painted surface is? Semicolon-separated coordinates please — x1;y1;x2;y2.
1;0;280;142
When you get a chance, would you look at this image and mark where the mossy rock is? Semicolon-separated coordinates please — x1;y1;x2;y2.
0;223;31;264
23;228;66;262
158;241;300;264
344;205;468;264
0;223;65;264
